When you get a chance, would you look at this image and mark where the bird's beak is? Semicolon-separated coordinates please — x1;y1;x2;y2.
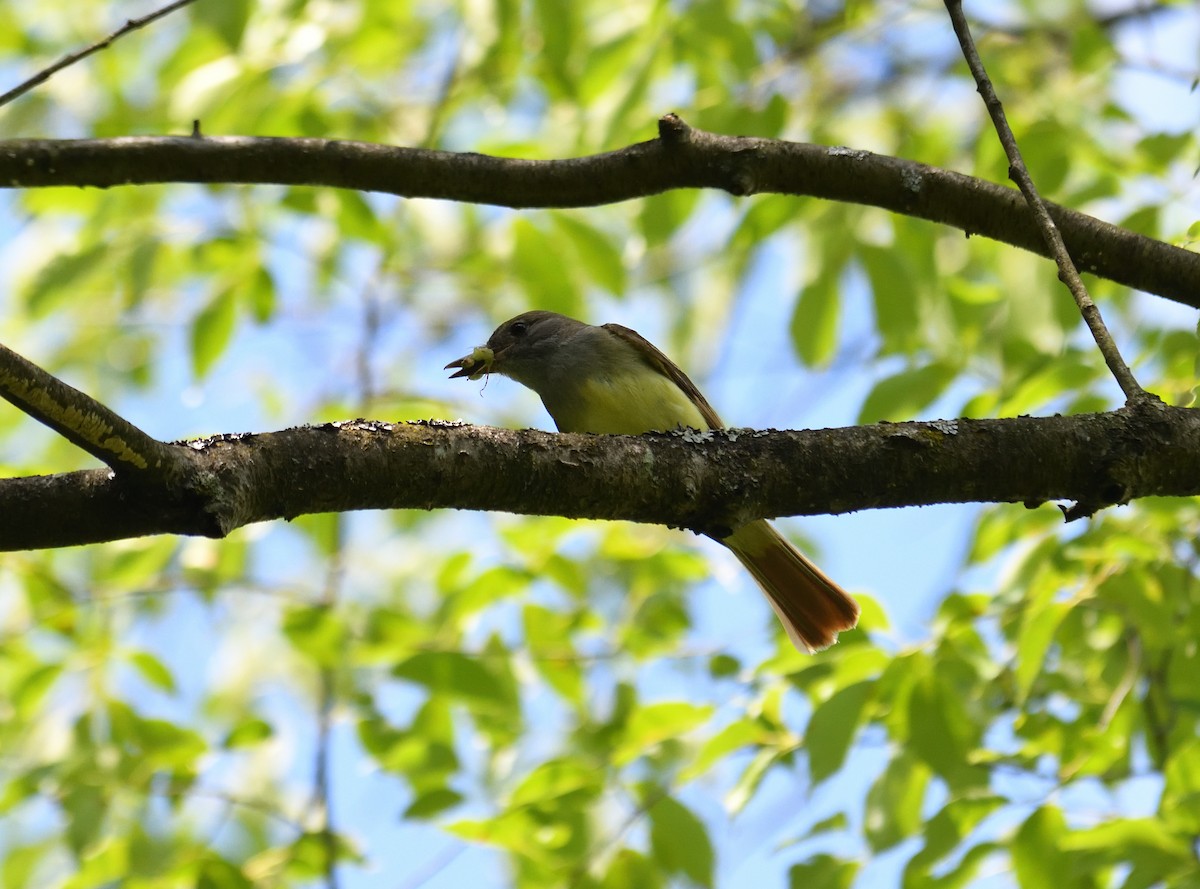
445;345;496;380
444;356;479;379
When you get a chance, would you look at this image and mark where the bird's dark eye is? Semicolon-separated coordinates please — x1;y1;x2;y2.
509;320;528;337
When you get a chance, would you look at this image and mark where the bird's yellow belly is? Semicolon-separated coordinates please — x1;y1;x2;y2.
554;371;711;434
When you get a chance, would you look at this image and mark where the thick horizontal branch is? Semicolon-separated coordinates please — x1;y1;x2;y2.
0;116;1195;307
2;403;1198;551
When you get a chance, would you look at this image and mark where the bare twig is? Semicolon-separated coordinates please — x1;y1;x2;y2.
421;29;464;149
0;0;201;110
309;514;348;889
971;2;1177;38
396;844;467;889
944;0;1149;403
0;340;190;478
570;784;673;888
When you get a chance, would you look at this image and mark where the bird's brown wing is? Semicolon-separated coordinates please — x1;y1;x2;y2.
601;323;725;429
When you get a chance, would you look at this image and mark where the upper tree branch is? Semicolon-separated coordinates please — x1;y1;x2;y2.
0;116;1196;308
2;404;1198;551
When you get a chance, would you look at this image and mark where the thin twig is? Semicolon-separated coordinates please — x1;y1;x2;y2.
308;521;346;889
569;785;673;889
395;844;467;889
421;29;464;149
943;0;1149;404
186;786;307;832
0;0;201;110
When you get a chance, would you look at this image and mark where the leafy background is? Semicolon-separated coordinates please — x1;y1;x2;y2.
1;1;1199;887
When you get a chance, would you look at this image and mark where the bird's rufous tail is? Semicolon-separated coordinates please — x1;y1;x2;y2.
722;520;859;653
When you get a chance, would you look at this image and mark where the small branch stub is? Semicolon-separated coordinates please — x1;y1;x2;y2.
658;113;692;144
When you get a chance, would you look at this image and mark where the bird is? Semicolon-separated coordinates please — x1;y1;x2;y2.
446;310;859;652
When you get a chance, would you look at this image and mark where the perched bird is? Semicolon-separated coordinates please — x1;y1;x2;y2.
447;310;859;652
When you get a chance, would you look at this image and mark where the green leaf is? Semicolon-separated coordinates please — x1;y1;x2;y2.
532;0;577;97
600;42;661;150
708;653;740;679
403;787;464;819
860;244;921;354
196;855;254;889
128;650;177;694
857;362;957;424
807;681;872;782
1;842;52;889
126;238;159;308
730;195;798;256
865;753;930;852
191;286;238;379
808;812;849;836
791;264;841;367
99;538;177;587
293;512;342;558
1013;806;1070;889
903;795;1006;886
1059;817;1193;863
725;748;781;816
681;717;774;782
358;711;458;783
1118;205;1159;238
26;242;108;316
997;355;1099;416
1018;120;1071;194
129;826;171;879
335;191;386;242
282;604;346;668
130;716;208;770
1014;585;1068;703
223;717;273;749
392;651;507;705
647;794;714;888
282;831;350;880
906;670;979;790
246;265;276;323
1163;738;1200;833
788;854;857;889
13;663;64;713
602;849;664;889
197;0;252;49
63;783;105;857
615;702;714;765
1136;132;1193;168
512;218;581;314
522;604;584;705
551;213;626;295
510;758;602;810
578;32;641;105
639;190;700;246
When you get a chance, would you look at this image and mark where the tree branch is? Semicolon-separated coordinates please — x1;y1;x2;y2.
2;404;1198;551
0;340;193;480
0;117;1196;308
945;0;1148;403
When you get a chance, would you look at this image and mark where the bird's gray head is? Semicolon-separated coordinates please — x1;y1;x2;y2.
445;311;585;385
